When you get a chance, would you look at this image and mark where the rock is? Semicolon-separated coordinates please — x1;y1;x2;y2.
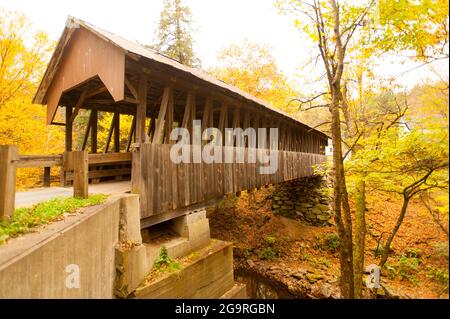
281;205;293;210
247;259;256;268
274;196;281;201
317;214;330;221
320;284;332;298
285;200;294;205
311;207;322;215
272;204;280;209
295;211;304;217
291;272;304;280
327;277;338;284
306;273;324;283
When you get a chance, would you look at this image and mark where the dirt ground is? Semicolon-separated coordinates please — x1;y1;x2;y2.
208;185;449;299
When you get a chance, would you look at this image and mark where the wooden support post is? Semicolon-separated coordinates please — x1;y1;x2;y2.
114;112;120;152
91;109;98;153
66;106;73;151
152;87;171;145
104;113;115;153
73;150;88;198
126;116;136;152
82;111;93;151
43;167;51;187
0;145;18;220
136;74;148;144
164;89;174;144
218;103;228;146
61;106;73;186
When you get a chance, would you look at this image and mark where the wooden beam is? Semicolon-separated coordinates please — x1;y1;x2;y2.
85;86;108;99
152;86;171;145
91;109;98;153
103;113;117;153
82;111;93;151
65;106;73;151
218;103;228;146
136;74;148;143
164;88;174;144
126;116;136;152
201;98;213;133
69;86;106;125
125;76;138;100
69;90;87;125
114;111;120;153
0;145;18;220
181;93;194;128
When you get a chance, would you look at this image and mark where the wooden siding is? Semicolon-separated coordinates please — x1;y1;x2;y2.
133;143;326;219
44;27;125;124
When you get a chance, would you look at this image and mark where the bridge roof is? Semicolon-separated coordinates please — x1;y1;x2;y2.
34;16;327;140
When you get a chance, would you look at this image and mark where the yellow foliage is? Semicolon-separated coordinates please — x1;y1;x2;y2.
0;8;61;188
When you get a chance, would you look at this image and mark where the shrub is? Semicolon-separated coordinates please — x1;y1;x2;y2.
265;235;277;245
387;256;421;284
427;266;449;287
153;246;181;272
258;247;280;260
324;233;340;251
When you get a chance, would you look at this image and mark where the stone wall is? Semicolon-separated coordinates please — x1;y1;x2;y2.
270;176;332;226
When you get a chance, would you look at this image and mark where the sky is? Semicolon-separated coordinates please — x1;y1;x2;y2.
0;0;447;90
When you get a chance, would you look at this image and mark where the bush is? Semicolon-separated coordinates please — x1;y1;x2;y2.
258;247;280;260
265;235;277;245
387;256;421;284
324;233;340;251
427;266;449;287
153;246;181;272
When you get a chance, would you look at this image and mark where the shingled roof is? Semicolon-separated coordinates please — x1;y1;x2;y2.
34;16;327;139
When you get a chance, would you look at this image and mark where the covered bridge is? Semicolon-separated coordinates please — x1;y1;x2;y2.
32;16;328;227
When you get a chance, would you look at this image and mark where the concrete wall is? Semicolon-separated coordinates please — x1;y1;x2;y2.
0;195;133;298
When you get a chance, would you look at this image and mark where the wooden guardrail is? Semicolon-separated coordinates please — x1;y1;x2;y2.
0;144;132;219
132;143;327;220
62;152;131;185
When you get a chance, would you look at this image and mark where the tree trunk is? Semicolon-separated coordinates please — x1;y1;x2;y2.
379;195;410;268
330;86;355;299
353;176;366;298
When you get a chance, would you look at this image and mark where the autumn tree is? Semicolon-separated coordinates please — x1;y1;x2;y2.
152;0;200;67
0;8;60;187
276;0;377;298
209;40;328;127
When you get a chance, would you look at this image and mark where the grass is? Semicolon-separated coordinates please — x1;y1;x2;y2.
0;194;107;245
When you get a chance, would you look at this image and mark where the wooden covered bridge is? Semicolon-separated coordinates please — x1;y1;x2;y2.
1;17;328;227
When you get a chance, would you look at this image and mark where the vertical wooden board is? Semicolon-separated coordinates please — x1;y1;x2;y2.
73;150;88;198
147;144;154;216
0;145;18;219
184;153;190;206
137;144;147;218
176;156;184;207
189;154;195;206
167;145;177;210
154;145;161;213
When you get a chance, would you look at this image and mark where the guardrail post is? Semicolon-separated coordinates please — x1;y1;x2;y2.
43;167;51;187
72;150;88;198
0;145;18;220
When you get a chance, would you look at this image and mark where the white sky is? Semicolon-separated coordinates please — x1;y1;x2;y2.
1;0;447;91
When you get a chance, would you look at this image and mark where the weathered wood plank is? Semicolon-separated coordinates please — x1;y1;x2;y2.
0;145;18;219
73;150;88;198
